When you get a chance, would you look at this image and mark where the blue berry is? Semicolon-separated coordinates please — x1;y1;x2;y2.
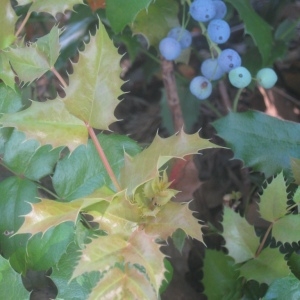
159;37;181;61
201;58;224;80
190;0;216;22
229;66;252;88
189;76;212;100
207;19;230;44
167;27;192;49
217;49;242;72
256;68;278;89
212;0;227;19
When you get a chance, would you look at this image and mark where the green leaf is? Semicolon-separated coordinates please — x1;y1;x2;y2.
224;0;273;65
121;129;220;196
0;52;16;90
159;259;173;294
0;1;17;50
258;172;288;222
0;256;30;300
0;84;23;114
202;250;242;300
275;18;300;43
0;177;38;272
272;214;300;244
63;21;122;130
222;207;260;263
106;0;153;33
144;201;203;242
131;0;179;47
263;275;300;300
52;133;141;200
50;226;101;300
0;99;88;151
213;111;300;177
172;228;186;254
27;0;84;16
88;266;157;300
288;252;300;280
291;158;300;185
3;130;62;181
240;247;291;285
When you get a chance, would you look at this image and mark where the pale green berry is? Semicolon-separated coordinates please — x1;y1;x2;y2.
229;66;252;88
256;68;278;89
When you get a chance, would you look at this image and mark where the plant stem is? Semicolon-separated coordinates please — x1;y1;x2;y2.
15;11;32;37
255;222;273;257
37;184;59;199
232;88;243;112
85;122;122;192
51;67;68;88
203;101;223;118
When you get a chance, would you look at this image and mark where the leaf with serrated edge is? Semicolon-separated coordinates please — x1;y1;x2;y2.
144;201;203;242
63;21;122;130
222;207;260;263
0;53;16;90
16;198;83;236
272;214;300;244
259;172;288;222
25;0;84;16
131;0;180;47
88;266;157;300
120;129;220;196
0;84;23;114
0;1;17;50
239;247;290;285
0;99;88;151
291;158;300;185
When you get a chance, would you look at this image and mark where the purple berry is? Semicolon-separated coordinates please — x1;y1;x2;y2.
217;49;242;72
167;27;192;49
190;0;216;22
207;19;230;44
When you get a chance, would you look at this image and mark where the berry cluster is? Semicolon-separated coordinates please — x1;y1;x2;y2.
159;0;278;101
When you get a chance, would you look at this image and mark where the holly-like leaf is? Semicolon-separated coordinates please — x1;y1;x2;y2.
3;130;62;181
88;266;157;300
0;84;23;114
291;158;300;185
224;0;273;65
19;0;84;16
106;0;152;33
0;256;30;300
0;99;88;151
263;275;300;300
131;0;179;47
120;129;220;196
16;198;83;236
0;1;17;50
0;53;16;90
63;21;122;130
258;172;288;222
52;133;141;200
239;247;290;285
272;214;300;244
213;111;300;177
144;201;203;242
202;250;243;300
222;207;260;263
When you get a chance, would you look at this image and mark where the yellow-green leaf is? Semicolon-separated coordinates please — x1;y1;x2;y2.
63;21;122;130
120;129;220;196
16;198;83;236
144;201;203;242
0;99;88;151
0;52;16;90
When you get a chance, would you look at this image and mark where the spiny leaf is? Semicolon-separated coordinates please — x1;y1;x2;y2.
0;0;17;50
213;111;300;177
18;0;84;16
144;201;203;242
88;266;157;300
224;0;273;65
0;84;23;114
131;0;179;47
3;130;62;181
258;172;288;222
0;99;88;151
106;0;153;33
222;207;260;263
202;250;243;300
0;53;16;90
120;129;220;196
272;214;300;244
239;247;291;285
0;256;30;299
16;198;83;236
291;158;300;185
63;21;122;130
